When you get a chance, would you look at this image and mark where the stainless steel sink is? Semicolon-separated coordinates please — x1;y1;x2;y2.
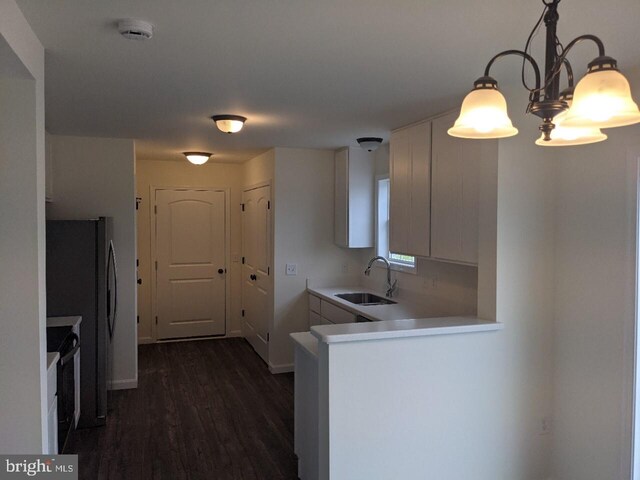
335;292;397;306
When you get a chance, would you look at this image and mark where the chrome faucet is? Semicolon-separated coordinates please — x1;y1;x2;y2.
364;256;398;298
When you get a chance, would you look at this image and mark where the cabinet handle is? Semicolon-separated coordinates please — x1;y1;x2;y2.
250;274;257;281
218;269;224;274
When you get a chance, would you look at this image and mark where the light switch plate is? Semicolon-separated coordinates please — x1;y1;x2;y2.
286;263;298;276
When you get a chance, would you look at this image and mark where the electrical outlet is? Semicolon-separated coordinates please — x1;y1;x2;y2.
540;416;552;435
286;263;298;276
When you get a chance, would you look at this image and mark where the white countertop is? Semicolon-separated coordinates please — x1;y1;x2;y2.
47;316;82;328
290;332;318;359
311;316;503;344
308;286;439;321
306;285;502;344
47;352;59;372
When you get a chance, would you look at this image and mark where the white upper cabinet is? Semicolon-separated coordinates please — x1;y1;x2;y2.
45;132;54;202
389;121;431;257
431;111;495;265
334;147;375;248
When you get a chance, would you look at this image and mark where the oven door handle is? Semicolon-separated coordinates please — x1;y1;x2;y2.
60;333;80;366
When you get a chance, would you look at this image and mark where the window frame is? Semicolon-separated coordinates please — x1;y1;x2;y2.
375;175;417;274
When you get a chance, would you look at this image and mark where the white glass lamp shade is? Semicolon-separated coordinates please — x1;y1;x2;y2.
211;115;247;134
183;152;212;165
535;110;607;147
448;86;518;139
561;69;640;129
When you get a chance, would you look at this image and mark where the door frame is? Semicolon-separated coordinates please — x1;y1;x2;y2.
149;185;231;342
241;180;273;362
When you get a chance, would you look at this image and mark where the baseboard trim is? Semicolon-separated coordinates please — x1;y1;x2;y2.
269;363;294;374
108;378;138;390
141;331;244;344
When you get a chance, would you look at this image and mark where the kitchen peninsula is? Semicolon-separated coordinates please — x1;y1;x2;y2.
292;286;502;480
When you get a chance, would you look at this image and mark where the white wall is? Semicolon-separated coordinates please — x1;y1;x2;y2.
136;159;244;341
271;147;363;371
0;0;47;453
493;87;557;478
244;149;275;188
48;135;138;389
550;67;640;480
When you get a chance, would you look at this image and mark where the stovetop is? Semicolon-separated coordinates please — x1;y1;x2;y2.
46;325;73;353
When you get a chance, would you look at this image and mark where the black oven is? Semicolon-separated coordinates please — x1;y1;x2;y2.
46;326;80;453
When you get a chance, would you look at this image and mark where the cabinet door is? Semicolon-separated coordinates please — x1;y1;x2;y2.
389;122;431;257
334;149;349;246
408;122;431;258
389;129;410;254
431;112;480;264
309;310;322;328
347;148;374;248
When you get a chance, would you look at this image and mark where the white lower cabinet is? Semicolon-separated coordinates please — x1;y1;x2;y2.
309;310;322;327
308;293;356;328
293;337;318;480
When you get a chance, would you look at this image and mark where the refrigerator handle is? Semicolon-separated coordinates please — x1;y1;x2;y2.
107;240;118;341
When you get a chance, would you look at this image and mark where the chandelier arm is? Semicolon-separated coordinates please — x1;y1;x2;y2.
484;49;542;102
551;34;606;76
562;58;574;88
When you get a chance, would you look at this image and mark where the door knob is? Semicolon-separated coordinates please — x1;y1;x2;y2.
218;269;224;274
137;278;142;285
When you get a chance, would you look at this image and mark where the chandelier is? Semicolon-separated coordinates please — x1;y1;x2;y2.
448;0;640;146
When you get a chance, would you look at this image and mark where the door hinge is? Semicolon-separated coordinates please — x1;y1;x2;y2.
136;197;142;210
155;316;158;325
267;333;270;342
241;309;245;317
241;203;245;211
242;256;245;264
137;315;139;324
267;266;270;275
154;205;157;214
136;259;139;267
267;200;271;210
155;260;158;270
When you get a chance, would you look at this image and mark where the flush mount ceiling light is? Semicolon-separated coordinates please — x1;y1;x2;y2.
183;152;212;165
211;115;247;134
357;137;383;152
448;0;640;146
117;19;154;40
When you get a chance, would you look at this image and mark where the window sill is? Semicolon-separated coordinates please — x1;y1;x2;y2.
374;262;417;275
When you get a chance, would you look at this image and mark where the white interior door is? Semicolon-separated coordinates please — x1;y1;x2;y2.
155;189;226;339
241;185;271;362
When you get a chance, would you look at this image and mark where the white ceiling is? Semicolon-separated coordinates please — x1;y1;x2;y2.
16;0;640;163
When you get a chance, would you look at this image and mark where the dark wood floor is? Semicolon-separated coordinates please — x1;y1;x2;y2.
66;338;298;480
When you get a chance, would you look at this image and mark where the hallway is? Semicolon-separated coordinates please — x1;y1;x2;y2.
67;338;297;480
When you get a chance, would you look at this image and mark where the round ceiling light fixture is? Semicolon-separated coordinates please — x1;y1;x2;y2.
211;115;247;134
183;152;212;165
118;19;154;40
356;137;383;152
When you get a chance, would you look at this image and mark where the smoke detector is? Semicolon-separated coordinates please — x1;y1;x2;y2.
357;137;383;152
118;19;153;40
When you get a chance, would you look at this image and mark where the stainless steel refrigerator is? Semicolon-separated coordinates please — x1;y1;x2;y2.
46;217;118;428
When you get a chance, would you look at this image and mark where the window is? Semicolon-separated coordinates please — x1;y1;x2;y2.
376;176;416;272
